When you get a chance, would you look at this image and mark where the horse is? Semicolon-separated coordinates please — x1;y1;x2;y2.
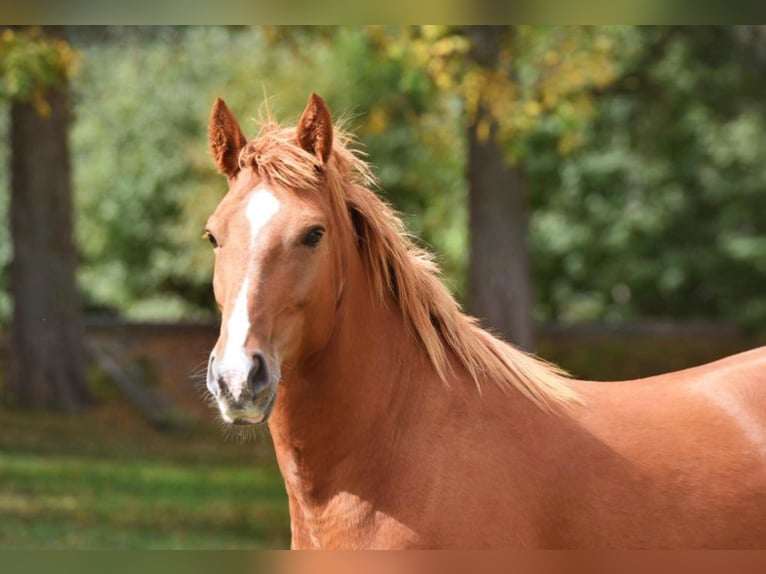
202;92;766;549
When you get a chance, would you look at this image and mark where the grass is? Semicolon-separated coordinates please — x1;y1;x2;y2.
0;406;291;549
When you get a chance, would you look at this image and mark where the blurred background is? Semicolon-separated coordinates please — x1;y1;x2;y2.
1;25;766;548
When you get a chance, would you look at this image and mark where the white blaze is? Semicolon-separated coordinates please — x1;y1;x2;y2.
218;186;280;399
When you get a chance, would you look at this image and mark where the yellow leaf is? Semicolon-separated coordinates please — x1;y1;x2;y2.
543;50;559;66
476;118;491;142
524;100;542;118
366;107;388;134
33;93;52;118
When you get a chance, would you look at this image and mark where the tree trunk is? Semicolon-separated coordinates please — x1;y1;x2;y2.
6;51;90;412
467;114;535;351
464;25;535;351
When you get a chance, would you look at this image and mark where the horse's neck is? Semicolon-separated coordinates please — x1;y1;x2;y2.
268;252;445;504
267;247;562;548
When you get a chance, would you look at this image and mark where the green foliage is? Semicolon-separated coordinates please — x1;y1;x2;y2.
2;26;766;329
71;27;260;319
528;27;766;327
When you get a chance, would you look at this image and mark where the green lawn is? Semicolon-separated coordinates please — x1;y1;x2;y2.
0;408;290;549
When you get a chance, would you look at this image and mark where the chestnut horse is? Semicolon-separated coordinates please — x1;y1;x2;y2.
203;93;766;549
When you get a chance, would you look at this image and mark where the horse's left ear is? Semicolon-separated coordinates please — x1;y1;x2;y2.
297;93;333;164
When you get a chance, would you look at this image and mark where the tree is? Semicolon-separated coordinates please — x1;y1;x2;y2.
1;26;90;411
464;26;534;349
372;26;622;349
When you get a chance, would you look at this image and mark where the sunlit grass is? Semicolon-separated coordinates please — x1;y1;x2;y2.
0;407;290;549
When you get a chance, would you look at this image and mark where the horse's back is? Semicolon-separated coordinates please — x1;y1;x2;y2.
633;345;766;384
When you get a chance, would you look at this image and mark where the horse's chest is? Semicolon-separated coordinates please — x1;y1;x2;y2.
287;485;415;549
290;490;373;548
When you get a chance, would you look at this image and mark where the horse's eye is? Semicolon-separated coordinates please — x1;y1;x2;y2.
204;230;218;249
302;226;325;248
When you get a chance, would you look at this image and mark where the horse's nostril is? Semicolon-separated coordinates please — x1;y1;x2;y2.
248;352;270;396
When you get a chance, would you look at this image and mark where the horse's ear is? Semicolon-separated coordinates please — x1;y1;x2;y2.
297;93;333;164
209;98;247;179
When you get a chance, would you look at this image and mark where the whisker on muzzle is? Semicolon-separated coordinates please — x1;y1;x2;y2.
217;415;266;443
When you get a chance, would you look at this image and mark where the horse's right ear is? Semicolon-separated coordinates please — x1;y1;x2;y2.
297;93;333;164
209;98;247;179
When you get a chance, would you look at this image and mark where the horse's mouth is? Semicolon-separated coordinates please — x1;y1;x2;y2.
225;391;277;426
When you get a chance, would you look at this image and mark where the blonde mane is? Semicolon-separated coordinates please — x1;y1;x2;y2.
239;121;579;411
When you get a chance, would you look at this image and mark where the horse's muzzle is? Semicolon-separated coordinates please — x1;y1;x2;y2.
206;352;278;424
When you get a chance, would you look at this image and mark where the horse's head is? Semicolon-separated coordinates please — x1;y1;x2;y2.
204;94;345;425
